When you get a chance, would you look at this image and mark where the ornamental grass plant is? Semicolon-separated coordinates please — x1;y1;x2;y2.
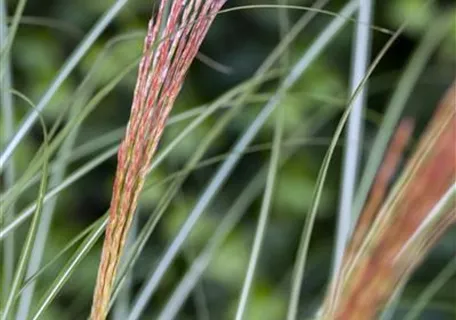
0;1;455;319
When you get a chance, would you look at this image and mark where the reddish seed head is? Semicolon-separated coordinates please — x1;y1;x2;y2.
90;1;227;319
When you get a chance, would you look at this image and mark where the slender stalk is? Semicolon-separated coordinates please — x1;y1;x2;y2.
333;0;374;279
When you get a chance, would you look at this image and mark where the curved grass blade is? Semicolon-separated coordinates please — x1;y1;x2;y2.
0;94;49;320
219;4;393;36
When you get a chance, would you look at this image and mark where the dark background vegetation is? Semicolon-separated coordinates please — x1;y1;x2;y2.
2;0;455;319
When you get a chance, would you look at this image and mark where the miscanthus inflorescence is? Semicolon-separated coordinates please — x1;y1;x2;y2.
90;1;227;319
